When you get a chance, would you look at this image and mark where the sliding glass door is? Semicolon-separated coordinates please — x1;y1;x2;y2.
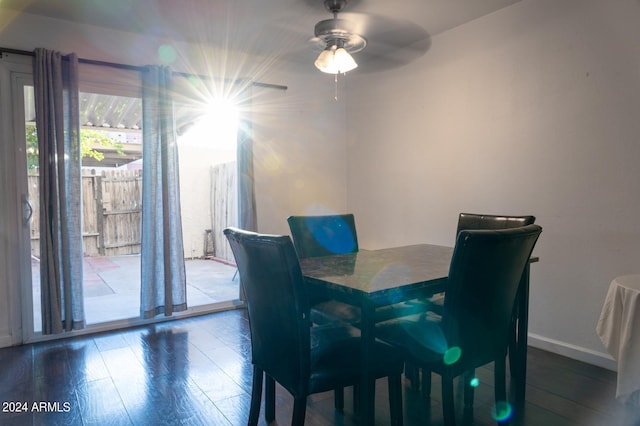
3;56;244;344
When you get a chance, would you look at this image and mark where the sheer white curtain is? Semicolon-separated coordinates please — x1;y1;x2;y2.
140;65;187;319
33;48;85;333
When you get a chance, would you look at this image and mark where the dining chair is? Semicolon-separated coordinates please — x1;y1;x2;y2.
376;224;542;425
457;213;537;369
421;213;537;393
287;214;364;325
424;213;536;362
223;227;404;426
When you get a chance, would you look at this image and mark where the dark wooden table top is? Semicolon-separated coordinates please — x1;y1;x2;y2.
300;243;453;306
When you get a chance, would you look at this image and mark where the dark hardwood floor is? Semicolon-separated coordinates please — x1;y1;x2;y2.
1;309;637;425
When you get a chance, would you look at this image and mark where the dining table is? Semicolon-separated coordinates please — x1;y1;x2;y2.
300;243;536;424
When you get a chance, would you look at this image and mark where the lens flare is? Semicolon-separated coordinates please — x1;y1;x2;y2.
443;347;461;365
492;401;513;422
306;216;356;254
158;44;177;64
469;377;480;387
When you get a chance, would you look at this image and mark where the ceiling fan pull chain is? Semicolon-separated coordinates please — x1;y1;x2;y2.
334;73;339;101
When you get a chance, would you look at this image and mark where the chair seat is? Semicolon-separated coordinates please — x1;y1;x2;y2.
309;323;404;394
425;293;444;315
375;316;446;365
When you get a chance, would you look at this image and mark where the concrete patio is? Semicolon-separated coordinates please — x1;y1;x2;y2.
32;255;240;331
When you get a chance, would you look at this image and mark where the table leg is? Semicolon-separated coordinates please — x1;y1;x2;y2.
359;299;376;425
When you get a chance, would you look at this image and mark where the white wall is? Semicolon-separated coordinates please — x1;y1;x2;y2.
346;0;640;368
0;12;348;345
251;75;350;235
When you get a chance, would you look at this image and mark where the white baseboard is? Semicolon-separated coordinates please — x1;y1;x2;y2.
0;335;13;348
528;333;617;371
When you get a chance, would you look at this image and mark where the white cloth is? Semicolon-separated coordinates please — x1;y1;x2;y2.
596;275;640;405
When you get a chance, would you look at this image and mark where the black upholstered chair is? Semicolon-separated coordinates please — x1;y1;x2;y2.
456;213;537;392
376;225;542;425
407;213;537;392
224;227;404;426
286;214;362;325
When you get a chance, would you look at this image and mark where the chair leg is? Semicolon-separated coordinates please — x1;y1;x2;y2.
463;369;475;424
422;369;432;398
442;375;456;426
265;374;276;423
291;396;307;426
388;374;404;426
334;387;344;411
494;356;509;425
353;384;360;414
405;363;420;390
249;366;263;426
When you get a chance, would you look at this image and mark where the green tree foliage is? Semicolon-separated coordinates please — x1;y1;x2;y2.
25;124;125;171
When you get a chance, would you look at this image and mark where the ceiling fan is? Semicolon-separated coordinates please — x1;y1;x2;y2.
310;0;366;74
304;0;431;74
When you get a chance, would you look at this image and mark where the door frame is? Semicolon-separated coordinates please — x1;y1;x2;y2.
0;53;33;346
0;54;250;347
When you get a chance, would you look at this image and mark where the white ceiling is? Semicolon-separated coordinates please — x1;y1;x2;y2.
0;0;521;72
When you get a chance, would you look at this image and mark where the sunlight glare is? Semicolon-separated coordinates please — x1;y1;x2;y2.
180;98;239;150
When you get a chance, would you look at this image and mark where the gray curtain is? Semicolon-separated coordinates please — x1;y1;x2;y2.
237;115;257;232
33;48;85;334
235;89;257;302
140;65;187;319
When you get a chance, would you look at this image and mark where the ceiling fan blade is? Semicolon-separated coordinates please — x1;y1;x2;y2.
342;12;431;72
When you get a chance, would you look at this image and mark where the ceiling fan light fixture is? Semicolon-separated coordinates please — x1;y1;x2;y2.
311;0;365;75
314;47;335;73
333;47;358;73
315;44;358;74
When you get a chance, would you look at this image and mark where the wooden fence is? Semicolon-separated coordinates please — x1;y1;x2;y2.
28;165;237;261
29;169;142;257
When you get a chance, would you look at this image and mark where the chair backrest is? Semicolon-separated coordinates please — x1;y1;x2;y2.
223;227;310;392
456;213;536;235
442;225;542;371
286;214;359;259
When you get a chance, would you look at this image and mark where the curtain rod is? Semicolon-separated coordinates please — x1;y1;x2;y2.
0;46;288;91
